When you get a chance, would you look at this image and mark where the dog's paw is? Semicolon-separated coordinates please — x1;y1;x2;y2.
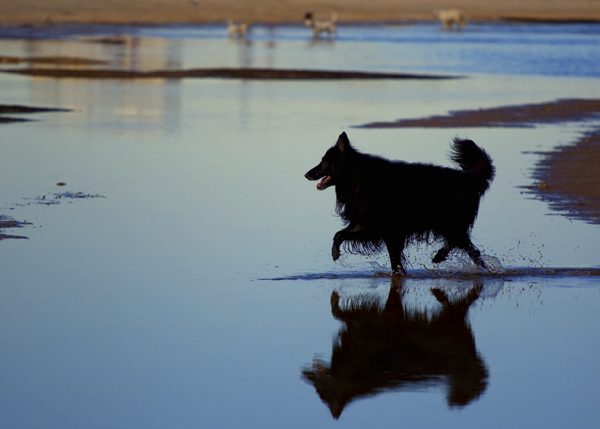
332;246;341;261
391;269;405;277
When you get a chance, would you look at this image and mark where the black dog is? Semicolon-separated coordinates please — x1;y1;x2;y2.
305;132;495;275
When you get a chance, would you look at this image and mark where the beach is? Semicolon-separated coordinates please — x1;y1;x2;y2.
0;0;599;25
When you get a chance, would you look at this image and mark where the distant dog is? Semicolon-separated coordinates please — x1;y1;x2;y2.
304;12;337;38
433;9;468;29
305;132;495;275
228;20;249;39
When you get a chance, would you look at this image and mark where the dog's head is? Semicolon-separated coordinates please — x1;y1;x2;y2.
305;132;352;190
304;12;314;26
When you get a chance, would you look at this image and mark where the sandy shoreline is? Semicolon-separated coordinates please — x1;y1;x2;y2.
1;66;454;80
531;130;600;225
0;0;599;25
359;99;600;129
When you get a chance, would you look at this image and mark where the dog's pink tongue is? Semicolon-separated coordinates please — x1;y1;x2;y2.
317;176;328;189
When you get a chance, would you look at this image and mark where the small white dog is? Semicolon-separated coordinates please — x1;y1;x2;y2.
228;20;249;39
304;12;337;38
433;9;468;30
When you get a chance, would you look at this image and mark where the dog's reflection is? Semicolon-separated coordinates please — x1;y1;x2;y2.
302;279;488;418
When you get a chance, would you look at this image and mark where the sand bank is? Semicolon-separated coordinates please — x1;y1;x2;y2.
531;130;600;225
0;218;29;240
359;99;600;128
1;67;454;80
0;0;598;25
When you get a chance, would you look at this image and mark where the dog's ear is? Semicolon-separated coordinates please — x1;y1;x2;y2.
337;132;350;153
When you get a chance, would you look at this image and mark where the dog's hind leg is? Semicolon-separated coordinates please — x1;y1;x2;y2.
434;236;487;270
463;240;487;270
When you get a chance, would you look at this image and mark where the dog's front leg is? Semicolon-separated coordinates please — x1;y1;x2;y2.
332;230;345;261
332;225;364;261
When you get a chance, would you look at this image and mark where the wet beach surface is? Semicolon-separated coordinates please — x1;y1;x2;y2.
1;21;600;428
359;98;600;128
530;129;600;225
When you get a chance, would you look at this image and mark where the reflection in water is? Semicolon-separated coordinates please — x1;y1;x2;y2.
27;77;182;134
303;279;488;418
15;36;184;72
231;37;253;68
1;36;185;134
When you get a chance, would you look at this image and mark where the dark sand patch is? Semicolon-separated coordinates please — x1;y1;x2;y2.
2;67;455;80
0;217;31;240
0;55;108;66
0;104;72;123
527;129;600;225
21;191;106;206
1;190;105;241
261;266;600;281
0;0;599;25
0;116;31;123
0;105;71;114
359;99;600;128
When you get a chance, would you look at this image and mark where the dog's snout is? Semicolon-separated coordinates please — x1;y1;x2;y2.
305;167;319;180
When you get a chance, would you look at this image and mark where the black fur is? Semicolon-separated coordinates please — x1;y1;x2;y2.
305;132;495;275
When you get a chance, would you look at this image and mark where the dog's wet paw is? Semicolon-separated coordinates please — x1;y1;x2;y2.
391;265;406;276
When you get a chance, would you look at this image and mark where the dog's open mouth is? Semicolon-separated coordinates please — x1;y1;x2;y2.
317;176;331;190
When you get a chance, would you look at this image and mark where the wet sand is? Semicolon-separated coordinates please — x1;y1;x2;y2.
2;67;453;80
0;104;71;123
359;99;600;129
0;0;598;24
0;218;30;240
530;130;600;225
0;186;105;240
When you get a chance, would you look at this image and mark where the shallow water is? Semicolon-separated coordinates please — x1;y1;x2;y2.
0;22;600;428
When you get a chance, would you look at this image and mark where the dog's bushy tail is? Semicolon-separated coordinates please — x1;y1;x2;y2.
450;138;495;193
